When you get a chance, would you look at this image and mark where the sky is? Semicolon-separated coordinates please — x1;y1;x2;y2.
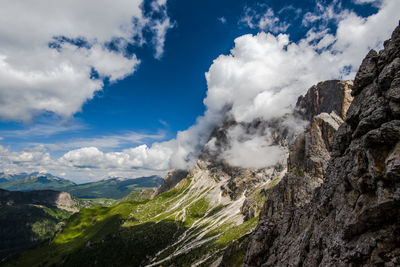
0;0;398;183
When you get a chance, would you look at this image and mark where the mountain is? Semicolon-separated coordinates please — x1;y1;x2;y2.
0;173;163;199
8;22;399;267
0;173;76;191
0;189;78;262
8;73;354;266
244;23;400;266
67;176;163;199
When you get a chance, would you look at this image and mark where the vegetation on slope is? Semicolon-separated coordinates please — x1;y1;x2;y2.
10;177;260;266
0;191;73;262
0;175;75;192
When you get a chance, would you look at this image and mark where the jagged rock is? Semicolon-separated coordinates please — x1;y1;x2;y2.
296;80;353;121
244;24;400;267
353;50;378;96
151;169;188;198
288;80;352;180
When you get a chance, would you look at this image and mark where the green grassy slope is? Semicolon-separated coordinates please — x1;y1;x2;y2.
0;190;73;262
10;177;260;266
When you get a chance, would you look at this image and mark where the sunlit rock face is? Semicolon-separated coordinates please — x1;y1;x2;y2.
288;80;353;180
245;23;400;267
151;169;188;198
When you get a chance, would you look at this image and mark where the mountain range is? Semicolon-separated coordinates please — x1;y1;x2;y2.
0;173;163;199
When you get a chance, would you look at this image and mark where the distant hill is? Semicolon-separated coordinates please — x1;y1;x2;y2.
0;173;163;199
0;173;76;191
68;176;163;199
0;189;77;262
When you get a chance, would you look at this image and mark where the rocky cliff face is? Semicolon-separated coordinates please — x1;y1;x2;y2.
244;23;400;267
151;169;188;198
144;72;354;265
288;80;353;180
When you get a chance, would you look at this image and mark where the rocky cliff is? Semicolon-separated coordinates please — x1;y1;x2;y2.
244;23;400;267
151;169;188;198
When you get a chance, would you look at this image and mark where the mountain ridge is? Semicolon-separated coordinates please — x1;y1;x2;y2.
0;173;162;199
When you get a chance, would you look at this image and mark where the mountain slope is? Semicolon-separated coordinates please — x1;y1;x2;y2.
0;189;78;262
245;23;400;266
0;173;75;191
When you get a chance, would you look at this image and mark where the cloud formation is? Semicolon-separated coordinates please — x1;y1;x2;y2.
0;0;172;121
168;0;400;169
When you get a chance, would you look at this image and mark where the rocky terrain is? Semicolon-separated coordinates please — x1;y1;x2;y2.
244;23;400;267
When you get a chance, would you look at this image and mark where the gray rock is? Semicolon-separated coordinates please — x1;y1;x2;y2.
151;169;188;197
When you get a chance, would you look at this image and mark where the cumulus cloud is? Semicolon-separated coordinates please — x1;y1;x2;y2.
59;142;173;171
0;143;171;182
0;0;173;121
168;0;399;169
0;145;52;174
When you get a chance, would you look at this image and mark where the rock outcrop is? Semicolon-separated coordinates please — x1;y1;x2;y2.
245;24;400;266
151;169;188;197
0;189;78;212
288;80;353;180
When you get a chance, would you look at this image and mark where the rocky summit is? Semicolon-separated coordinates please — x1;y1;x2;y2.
244;23;400;267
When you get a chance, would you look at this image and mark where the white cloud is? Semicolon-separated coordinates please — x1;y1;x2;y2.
0;145;52;174
166;0;399;169
220;125;286;168
218;17;227;24
240;6;289;33
0;0;173;121
0;123;86;138
59;142;173;171
302;0;348;28
46;132;166;151
354;0;381;5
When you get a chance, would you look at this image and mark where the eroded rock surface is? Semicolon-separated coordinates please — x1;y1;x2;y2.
245;24;400;267
152;169;188;197
289;80;353;180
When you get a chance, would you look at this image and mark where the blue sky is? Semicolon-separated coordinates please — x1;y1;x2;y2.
0;0;398;182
